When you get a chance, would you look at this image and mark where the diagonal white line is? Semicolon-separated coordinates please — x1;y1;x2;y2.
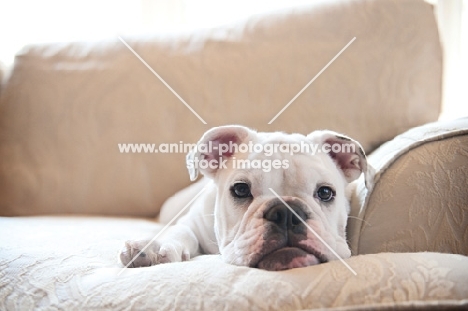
118;186;207;275
268;188;357;276
118;36;207;125
268;37;356;124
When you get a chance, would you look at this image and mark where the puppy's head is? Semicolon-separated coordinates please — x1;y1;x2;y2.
187;125;372;271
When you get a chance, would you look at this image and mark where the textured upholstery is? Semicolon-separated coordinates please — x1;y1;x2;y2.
348;118;468;256
1;216;467;311
1;0;466;310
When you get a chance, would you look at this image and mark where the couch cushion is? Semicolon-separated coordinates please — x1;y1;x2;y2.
1;216;467;310
348;118;468;256
0;0;442;216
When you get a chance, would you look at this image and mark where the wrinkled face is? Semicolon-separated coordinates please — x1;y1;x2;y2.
212;149;352;271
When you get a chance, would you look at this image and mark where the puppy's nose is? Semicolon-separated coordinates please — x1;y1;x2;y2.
263;203;307;231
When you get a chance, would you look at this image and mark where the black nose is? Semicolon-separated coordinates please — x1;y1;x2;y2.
263;203;307;231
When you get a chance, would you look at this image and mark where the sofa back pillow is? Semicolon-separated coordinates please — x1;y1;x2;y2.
0;0;442;216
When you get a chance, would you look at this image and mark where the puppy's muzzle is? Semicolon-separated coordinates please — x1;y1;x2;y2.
255;198;324;270
263;198;309;233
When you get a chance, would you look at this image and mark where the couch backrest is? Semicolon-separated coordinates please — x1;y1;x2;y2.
0;0;442;216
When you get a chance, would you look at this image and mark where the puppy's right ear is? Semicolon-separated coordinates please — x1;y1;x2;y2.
186;125;254;181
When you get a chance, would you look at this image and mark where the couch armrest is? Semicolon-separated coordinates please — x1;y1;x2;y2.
348;118;468;256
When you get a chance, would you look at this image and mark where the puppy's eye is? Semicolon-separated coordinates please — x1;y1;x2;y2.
231;182;252;199
316;186;335;202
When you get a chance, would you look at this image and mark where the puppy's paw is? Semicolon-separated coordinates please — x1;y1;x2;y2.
120;240;158;268
119;239;190;268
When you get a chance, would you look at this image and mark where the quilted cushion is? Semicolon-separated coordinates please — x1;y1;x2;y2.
1;216;467;310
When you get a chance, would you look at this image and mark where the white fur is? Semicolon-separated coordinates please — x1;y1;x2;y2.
120;126;370;271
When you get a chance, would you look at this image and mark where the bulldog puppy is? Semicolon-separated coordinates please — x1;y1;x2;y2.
120;125;372;271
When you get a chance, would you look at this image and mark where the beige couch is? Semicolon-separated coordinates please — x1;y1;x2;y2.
1;0;467;310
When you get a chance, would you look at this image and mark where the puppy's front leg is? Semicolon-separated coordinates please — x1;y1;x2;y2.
120;223;200;268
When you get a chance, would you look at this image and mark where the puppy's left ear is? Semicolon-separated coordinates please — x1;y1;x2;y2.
308;131;374;188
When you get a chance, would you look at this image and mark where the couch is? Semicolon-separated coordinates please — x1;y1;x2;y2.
1;0;467;310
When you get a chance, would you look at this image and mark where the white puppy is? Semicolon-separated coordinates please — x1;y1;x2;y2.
120;125;372;271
